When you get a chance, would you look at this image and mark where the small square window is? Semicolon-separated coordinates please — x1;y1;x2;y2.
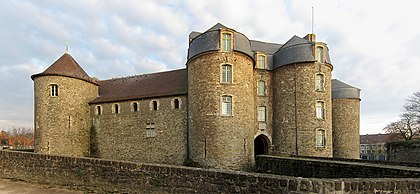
146;123;156;138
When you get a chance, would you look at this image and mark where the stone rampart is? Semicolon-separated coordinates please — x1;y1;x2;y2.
1;151;420;193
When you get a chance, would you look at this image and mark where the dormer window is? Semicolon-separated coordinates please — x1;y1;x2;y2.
221;32;233;51
50;84;58;97
257;54;266;69
316;46;324;63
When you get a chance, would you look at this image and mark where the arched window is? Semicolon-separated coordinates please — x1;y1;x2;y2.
172;98;181;109
257;81;266;96
316;101;325;119
150;100;159;111
50;84;58;97
315;74;324;91
113;104;120;114
221;32;232;51
132;102;138;112
316;46;324;63
221;64;232;83
221;95;232;116
96;105;102;115
316;129;326;147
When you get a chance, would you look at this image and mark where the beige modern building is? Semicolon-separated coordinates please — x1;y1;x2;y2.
32;23;361;171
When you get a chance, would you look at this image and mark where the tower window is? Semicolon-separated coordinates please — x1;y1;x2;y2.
221;95;232;116
146;123;156;138
315;74;324;91
257;106;266;122
221;32;232;51
257;81;266;96
172;98;181;109
257;55;266;69
316;129;326;147
96;105;102;115
221;64;232;83
50;84;58;97
112;103;120;114
316;101;325;119
150;100;159;111
132;102;139;112
316;46;324;63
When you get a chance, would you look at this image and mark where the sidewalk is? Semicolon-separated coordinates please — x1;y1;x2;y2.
0;179;83;194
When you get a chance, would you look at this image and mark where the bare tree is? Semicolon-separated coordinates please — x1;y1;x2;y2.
8;126;34;149
384;92;420;140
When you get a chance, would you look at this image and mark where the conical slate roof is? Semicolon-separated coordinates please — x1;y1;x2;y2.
205;23;230;32
31;53;97;85
332;79;361;99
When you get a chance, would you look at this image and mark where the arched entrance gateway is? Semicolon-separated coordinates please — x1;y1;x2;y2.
254;134;270;156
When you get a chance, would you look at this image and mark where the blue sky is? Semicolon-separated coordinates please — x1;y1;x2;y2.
0;0;419;134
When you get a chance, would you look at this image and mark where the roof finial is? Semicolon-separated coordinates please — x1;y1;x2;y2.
65;41;69;53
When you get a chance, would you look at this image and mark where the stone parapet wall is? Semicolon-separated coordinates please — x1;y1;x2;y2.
256;155;420;178
1;151;420;193
387;140;420;164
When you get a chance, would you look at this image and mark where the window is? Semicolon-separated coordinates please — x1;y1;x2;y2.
257;55;266;69
150;100;159;110
172;98;181;109
96;105;102;115
131;102;139;112
221;64;232;83
221;32;232;51
257;81;266;96
316;101;325;119
146;123;156;138
50;84;58;97
112;104;120;114
316;46;324;63
316;129;325;147
221;95;232;116
258;106;266;122
315;74;324;91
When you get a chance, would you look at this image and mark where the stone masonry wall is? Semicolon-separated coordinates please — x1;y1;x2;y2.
1;151;420;193
254;69;273;150
187;51;255;170
34;76;98;157
272;63;333;157
387;141;420;164
91;95;187;166
332;98;360;159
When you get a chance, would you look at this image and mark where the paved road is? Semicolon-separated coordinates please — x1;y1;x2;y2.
0;179;83;194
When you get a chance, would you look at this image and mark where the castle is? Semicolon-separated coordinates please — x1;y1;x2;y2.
31;23;361;171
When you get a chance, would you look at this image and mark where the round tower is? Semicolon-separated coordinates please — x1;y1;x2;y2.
332;79;361;159
187;23;255;170
31;53;98;157
272;34;333;157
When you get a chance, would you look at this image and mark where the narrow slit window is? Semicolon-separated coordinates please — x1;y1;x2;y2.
174;99;180;109
151;100;158;111
113;104;120;114
132;102;138;112
96;105;102;115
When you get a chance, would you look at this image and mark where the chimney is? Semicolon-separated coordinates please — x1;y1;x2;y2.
304;34;316;42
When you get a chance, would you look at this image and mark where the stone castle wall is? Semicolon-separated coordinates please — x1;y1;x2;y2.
33;76;98;157
272;63;333;157
91;95;187;166
332;98;360;159
187;51;255;170
1;151;420;193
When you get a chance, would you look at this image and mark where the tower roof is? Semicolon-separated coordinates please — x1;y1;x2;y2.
332;79;361;99
31;53;97;85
